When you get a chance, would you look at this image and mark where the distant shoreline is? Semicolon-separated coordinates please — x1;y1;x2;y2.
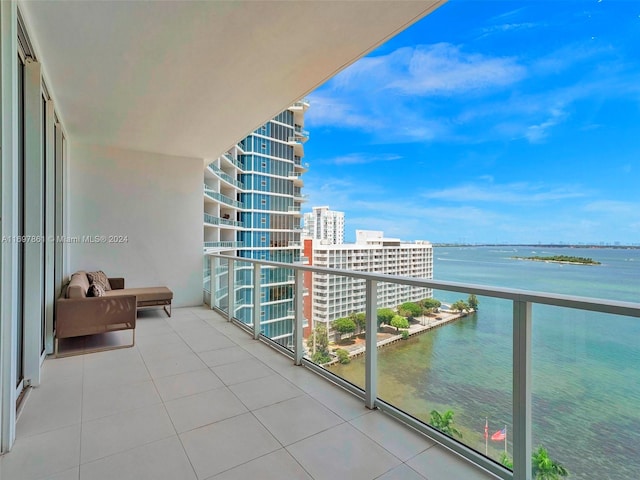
433;243;640;249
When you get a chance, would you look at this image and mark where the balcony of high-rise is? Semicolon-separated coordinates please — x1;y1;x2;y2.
3;2;639;480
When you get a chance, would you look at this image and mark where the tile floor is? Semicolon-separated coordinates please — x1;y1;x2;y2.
0;306;499;480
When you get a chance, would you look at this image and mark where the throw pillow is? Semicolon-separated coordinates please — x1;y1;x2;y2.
87;270;111;291
87;283;105;297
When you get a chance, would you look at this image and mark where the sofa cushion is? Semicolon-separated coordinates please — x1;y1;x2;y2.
104;286;173;303
87;283;105;297
66;271;90;299
87;270;112;291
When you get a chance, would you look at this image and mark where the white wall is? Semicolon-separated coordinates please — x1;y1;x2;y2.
68;143;203;307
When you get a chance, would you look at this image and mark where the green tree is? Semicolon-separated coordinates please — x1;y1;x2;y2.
377;308;395;329
468;294;479;310
500;452;513;469
335;348;350;364
398;302;421;319
451;300;470;314
390;315;409;332
306;323;328;354
499;447;569;479
428;409;462;439
333;317;356;336
350;312;366;333
420;298;442;314
311;351;331;364
532;446;569;479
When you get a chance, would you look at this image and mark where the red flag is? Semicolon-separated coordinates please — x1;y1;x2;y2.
484;419;488;440
491;428;506;441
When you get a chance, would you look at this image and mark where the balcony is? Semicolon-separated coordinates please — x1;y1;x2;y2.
1;0;497;471
203;185;244;209
5;305;497;480
287;205;302;216
221;153;244;170
203;213;244;228
0;307;466;478
290;98;311;110
202;254;640;480
203;241;245;249
294;125;310;143
207;163;244;189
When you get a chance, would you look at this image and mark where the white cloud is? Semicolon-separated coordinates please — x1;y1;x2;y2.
305;94;384;131
306;43;527;143
481;22;539;35
583;200;638;214
422;182;586;204
331;153;402;166
388;43;526;95
524;106;567;143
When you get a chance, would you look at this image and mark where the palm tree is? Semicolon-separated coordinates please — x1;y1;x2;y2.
499;452;513;469
451;300;470;314
532;446;569;479
428;409;462;439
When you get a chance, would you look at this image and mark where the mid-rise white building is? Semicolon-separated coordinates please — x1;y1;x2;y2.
303;206;345;245
306;230;433;326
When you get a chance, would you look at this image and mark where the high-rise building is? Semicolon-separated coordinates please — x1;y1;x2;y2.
303;206;345;245
304;230;433;328
204;101;309;344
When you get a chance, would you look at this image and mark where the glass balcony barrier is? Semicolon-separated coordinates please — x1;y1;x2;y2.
221;152;244;170
203;185;244;209
204;241;245;249
530;305;640;480
204;253;640;480
203;212;244;228
291;98;310;108
207;163;244;188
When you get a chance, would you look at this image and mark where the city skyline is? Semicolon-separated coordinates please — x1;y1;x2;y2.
303;0;640;245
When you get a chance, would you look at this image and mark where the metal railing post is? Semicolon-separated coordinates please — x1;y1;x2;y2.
365;279;378;409
227;258;234;322
513;300;532;480
209;255;215;309
253;263;261;339
294;270;304;365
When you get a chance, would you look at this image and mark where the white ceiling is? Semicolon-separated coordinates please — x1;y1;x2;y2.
20;0;445;160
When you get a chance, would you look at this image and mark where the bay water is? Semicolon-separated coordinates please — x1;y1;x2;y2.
329;246;640;479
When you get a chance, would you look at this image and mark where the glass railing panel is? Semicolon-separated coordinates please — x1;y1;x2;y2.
379;288;513;465
203;256;211;298
317;273;368;390
211;256;229;314
257;265;295;349
531;305;640;480
232;260;254;329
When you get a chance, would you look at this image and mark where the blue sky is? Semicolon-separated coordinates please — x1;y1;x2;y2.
302;0;640;245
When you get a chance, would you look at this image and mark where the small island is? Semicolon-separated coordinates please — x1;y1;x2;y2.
512;255;601;265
